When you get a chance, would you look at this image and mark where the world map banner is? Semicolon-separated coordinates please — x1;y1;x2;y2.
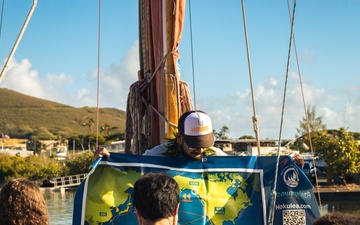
72;154;320;225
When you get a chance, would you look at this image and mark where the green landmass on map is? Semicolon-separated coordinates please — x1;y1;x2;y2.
84;167;256;225
174;172;251;225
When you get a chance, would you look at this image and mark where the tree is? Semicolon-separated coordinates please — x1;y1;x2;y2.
297;105;326;135
215;126;230;140
79;118;95;151
85;118;95;133
55;135;67;146
312;128;360;185
238;135;255;139
293;105;326;152
65;152;94;175
100;123;118;137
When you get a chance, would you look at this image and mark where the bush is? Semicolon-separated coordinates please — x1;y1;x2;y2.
65;152;94;175
0;151;94;186
0;153;65;183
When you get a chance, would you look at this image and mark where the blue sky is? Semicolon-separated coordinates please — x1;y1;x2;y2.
1;0;359;140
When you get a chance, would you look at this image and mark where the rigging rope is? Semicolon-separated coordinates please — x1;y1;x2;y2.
241;0;261;156
0;0;4;47
0;0;37;85
125;81;145;154
95;0;102;150
286;0;323;214
125;44;193;154
187;0;197;109
268;1;297;225
125;77;193;154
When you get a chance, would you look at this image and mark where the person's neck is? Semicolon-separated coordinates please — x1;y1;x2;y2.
142;217;176;225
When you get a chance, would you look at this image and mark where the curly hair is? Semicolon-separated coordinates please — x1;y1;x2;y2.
0;178;49;225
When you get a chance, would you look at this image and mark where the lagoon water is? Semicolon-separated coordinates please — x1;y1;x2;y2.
320;199;360;215
42;188;360;224
41;188;75;225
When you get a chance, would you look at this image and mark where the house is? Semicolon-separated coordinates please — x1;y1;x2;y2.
214;139;297;156
0;138;33;156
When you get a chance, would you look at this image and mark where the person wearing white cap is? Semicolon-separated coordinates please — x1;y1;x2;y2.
95;110;227;160
143;110;227;160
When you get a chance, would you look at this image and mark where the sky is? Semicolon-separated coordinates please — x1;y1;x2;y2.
0;0;359;140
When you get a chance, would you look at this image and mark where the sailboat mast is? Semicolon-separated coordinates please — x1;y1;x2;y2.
126;0;187;155
163;0;183;142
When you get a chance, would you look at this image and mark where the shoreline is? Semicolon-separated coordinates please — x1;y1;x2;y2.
313;183;360;201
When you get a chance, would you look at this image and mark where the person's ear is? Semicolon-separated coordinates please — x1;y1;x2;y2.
135;207;143;224
174;203;180;216
176;133;182;145
172;204;180;225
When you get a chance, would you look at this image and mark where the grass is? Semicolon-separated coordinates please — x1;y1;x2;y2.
0;88;126;138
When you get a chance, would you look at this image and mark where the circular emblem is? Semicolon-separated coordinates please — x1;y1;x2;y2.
283;167;299;188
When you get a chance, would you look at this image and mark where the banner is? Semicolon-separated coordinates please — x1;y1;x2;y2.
73;154;320;225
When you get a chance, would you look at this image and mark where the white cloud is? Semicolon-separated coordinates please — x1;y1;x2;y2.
1;58;44;98
1;41;140;110
98;40;139;109
1;42;360;140
201;70;360;139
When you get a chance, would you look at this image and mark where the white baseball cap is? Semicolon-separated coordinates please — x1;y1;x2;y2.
178;110;214;148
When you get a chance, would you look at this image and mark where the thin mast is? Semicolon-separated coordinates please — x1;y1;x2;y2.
0;0;37;84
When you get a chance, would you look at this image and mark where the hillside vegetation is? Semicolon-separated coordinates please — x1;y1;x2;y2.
0;88;126;139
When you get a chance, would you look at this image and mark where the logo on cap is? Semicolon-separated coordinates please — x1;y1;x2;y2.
185;113;212;136
198;118;204;126
179;110;215;148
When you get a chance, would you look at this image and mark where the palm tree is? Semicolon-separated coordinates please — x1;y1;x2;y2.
85;118;95;133
100;123;118;137
83;118;95;151
215;126;230;140
79;122;86;151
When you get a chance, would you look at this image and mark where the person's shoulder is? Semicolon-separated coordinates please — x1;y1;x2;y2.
206;146;228;156
142;143;170;156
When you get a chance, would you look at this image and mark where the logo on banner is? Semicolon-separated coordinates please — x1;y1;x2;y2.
282;166;299;188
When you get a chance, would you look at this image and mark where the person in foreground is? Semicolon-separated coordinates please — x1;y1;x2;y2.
133;172;180;225
95;110;227;160
0;178;49;225
313;211;360;225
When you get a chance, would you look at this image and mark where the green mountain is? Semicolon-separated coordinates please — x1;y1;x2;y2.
0;88;126;139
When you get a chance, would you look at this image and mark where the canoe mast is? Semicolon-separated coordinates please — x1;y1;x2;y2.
125;0;192;154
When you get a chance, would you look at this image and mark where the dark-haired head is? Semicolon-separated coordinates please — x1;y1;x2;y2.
133;172;180;223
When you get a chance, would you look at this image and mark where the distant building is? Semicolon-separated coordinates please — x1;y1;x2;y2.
0;138;33;156
104;140;125;153
39;140;69;158
214;139;297;156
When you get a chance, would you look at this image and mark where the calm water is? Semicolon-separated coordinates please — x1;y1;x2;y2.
320;200;360;215
42;189;360;224
41;188;75;225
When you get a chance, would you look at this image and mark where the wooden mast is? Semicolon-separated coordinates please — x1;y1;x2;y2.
164;0;183;143
125;0;187;155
